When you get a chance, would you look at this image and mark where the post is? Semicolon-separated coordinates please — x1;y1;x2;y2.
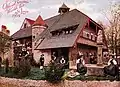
96;30;103;66
97;45;103;66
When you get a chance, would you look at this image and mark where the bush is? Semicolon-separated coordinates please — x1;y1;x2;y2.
18;57;31;77
45;61;65;83
24;67;45;80
13;56;31;78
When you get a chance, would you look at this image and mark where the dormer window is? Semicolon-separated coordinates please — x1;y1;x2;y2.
70;30;73;34
87;33;89;38
65;31;69;34
24;23;27;28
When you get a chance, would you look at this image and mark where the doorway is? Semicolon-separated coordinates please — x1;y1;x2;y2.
51;47;69;68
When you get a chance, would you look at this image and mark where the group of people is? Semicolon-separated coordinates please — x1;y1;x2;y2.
76;51;119;77
39;51;119;77
39;52;67;69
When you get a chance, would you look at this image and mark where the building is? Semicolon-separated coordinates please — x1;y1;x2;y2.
34;4;108;67
0;25;12;65
11;18;35;60
11;4;108;68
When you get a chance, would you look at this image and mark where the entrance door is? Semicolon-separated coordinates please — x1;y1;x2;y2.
51;48;69;68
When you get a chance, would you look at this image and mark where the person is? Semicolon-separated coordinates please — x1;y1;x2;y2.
104;54;119;77
5;58;9;73
60;56;66;64
76;52;86;74
51;52;56;63
90;54;97;64
39;54;44;69
21;48;28;57
107;55;117;65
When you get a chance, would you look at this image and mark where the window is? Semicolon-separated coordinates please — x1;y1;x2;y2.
87;33;89;38
92;35;95;41
65;31;69;34
69;30;73;34
24;23;27;28
33;36;35;38
83;31;88;38
63;31;66;34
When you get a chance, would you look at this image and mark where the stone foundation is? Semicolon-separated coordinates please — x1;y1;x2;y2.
0;77;120;87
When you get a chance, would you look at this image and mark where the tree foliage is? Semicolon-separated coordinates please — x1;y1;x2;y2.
104;2;120;55
0;32;11;59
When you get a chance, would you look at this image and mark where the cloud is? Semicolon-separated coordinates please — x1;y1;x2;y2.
41;4;60;9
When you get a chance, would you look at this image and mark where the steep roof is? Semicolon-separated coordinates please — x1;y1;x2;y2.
11;18;35;40
36;9;88;49
25;18;35;25
11;27;32;40
58;3;70;13
33;15;46;26
59;3;70;9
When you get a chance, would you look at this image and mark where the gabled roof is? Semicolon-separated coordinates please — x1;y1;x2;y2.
11;18;34;40
33;15;46;26
50;9;83;32
36;9;88;49
11;27;32;40
25;18;35;25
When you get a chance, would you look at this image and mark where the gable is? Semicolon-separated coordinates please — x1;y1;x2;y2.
20;18;34;29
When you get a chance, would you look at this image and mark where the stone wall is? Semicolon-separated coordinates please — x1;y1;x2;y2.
0;77;120;87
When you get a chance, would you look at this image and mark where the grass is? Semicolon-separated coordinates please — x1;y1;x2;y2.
24;67;46;80
67;75;117;81
0;67;46;79
0;67;119;81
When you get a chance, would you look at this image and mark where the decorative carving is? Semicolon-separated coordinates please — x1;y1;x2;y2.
97;30;103;44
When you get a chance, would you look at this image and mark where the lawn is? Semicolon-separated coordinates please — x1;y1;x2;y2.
0;67;118;81
0;67;46;79
24;67;46;80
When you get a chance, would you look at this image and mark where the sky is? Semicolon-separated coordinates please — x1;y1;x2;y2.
0;0;120;35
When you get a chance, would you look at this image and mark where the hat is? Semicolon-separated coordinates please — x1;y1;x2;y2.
41;54;44;56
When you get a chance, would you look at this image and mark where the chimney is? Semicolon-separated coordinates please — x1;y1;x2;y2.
1;25;7;33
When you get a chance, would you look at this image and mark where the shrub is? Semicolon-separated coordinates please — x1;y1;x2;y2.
5;58;9;73
18;57;31;77
45;61;65;83
13;56;31;78
24;68;45;80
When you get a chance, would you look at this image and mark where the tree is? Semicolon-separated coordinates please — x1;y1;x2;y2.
0;32;11;59
103;2;120;56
